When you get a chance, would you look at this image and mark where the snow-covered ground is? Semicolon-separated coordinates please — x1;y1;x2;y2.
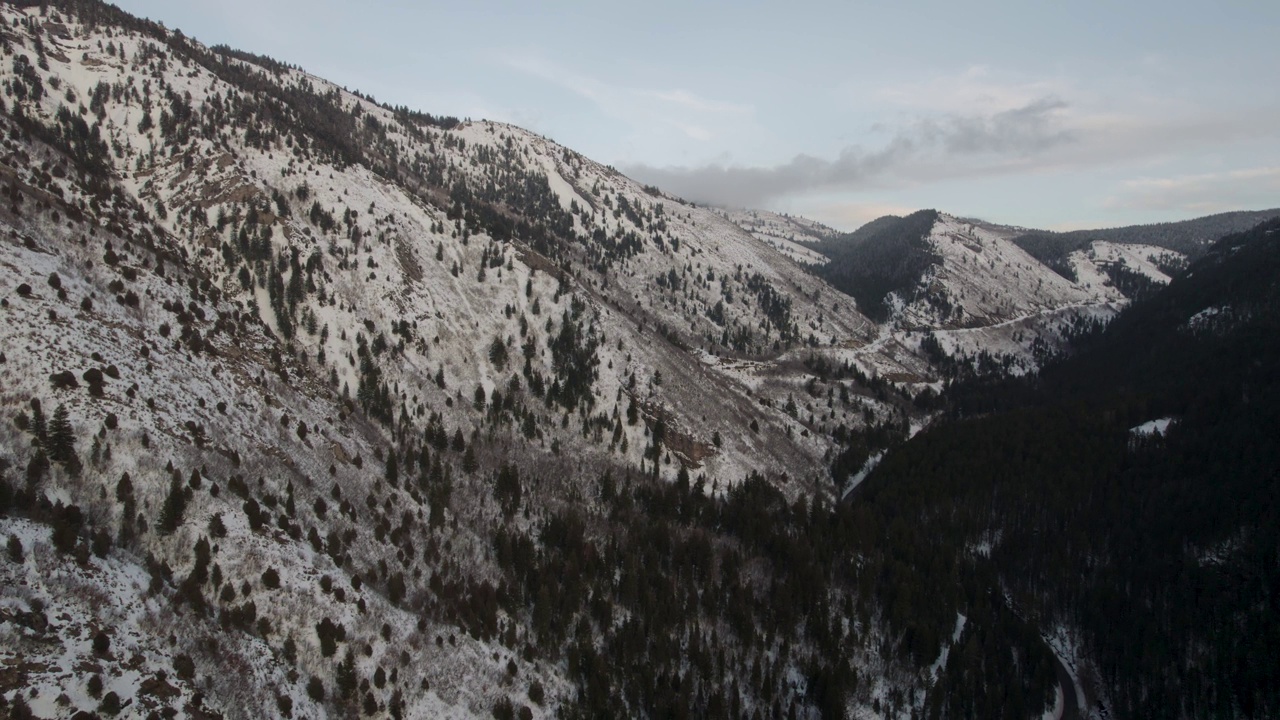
841;451;884;499
898;214;1108;329
713;207;836;266
1069;241;1178;291
0;6;1197;716
1130;417;1176;438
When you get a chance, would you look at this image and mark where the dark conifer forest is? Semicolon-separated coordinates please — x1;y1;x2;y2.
856;217;1280;717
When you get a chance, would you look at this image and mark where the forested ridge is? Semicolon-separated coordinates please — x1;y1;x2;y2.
854;217;1280;717
1010;208;1279;280
810;210;941;322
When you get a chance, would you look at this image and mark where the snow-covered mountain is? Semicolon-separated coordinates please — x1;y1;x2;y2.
896;214;1106;328
797;209;1190;378
0;5;903;717
0;3;1268;718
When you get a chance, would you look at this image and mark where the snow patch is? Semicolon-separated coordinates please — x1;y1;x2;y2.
929;612;968;679
842;451;883;498
1129;417;1176;437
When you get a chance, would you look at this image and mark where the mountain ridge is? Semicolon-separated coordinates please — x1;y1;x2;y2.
0;5;910;716
0;2;1271;718
855;215;1280;717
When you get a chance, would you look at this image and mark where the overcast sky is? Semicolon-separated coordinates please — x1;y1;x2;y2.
112;0;1280;231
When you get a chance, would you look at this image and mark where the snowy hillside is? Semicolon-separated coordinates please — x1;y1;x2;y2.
899;214;1110;328
847;214;1183;374
0;4;923;718
0;3;1242;718
1067;241;1181;296
712;207;836;266
0;0;895;493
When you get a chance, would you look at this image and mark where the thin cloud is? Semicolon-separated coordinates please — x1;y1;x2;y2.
502;53;752;142
788;200;920;231
643;89;751;115
871;65;1073;116
1105;167;1280;213
625;97;1074;208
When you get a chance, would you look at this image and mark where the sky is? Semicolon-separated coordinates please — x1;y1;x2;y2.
111;0;1280;232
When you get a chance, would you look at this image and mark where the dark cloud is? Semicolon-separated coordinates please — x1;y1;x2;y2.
624;97;1073;208
927;97;1073;154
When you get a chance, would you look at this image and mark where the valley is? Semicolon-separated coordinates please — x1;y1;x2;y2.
0;3;1275;718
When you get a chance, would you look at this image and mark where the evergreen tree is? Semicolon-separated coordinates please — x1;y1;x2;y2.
385;453;399;487
26;449;49;489
336;648;358;701
47;404;79;474
267;259;293;339
287;247;305;312
157;474;187;534
7;535;23;564
462;444;478;475
494;462;521;519
28;398;48;448
316;617;344;657
428;459;451;528
489;336;508;371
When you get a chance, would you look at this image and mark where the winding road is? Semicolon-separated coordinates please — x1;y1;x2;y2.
1046;641;1081;720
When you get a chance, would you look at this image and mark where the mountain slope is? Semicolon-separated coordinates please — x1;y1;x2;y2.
0;3;1271;718
0;4;923;718
811;209;940;323
0;0;888;491
1010;208;1278;279
709;206;836;266
852;216;1280;718
897;214;1106;328
810;210;1166;330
